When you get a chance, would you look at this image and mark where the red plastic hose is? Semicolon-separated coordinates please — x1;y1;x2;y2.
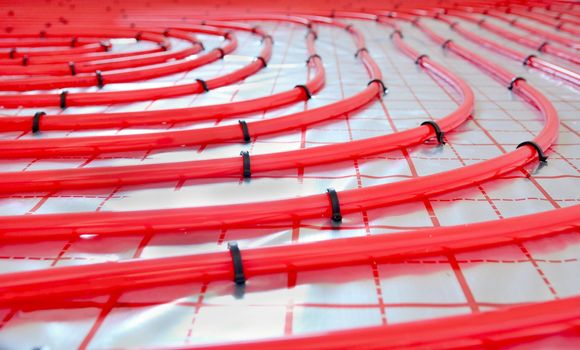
0;17;559;240
0;24;473;193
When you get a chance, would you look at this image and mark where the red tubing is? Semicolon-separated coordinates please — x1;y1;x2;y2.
174;296;580;349
0;24;322;131
445;10;580;65
0;24;390;158
434;14;580;87
0;24;473;193
0;16;559;240
0;22;272;107
0;198;576;305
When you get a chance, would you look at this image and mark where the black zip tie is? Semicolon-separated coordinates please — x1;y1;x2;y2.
215;47;225;59
256;56;267;68
261;35;273;44
39;30;46;38
227;242;246;285
442;39;453;49
326;188;342;222
537;41;549;52
59;91;68;109
68;61;76;75
412;17;421;25
517;141;548;162
22;55;29;66
344;24;353;32
70;37;78;47
478;18;486;26
251;26;261;34
238;120;251;143
522;54;536;66
32;112;45;134
295;84;312;100
163;28;171;37
135;31;143;41
95;70;104;88
421;121;445;145
415;54;429;65
240;151;251;178
9;48;16;59
368;79;388;95
354;47;368;58
508;77;526;90
224;30;233;39
159;42;169;51
390;30;403;39
195;78;209;92
449;21;459;29
306;54;321;65
306;29;318;40
100;41;111;52
510;18;518;26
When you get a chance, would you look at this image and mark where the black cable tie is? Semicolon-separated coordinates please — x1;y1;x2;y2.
354;47;368;58
68;61;76;75
478;18;486;26
227;242;246;285
368;79;388;96
295;84;312;100
9;48;16;59
415;54;429;65
163;28;171;37
95;70;104;88
195;78;209;92
442;39;453;49
240;151;251;178
306;54;321;65
214;47;225;59
345;24;353;32
421;121;445;145
39;30;46;38
326;188;342;222
59;91;68;109
261;35;273;44
517;141;548;162
537;41;549;52
70;36;78;47
32;111;46;134
510;18;518;25
390;30;403;39
306;29;318;40
22;55;29;66
508;76;526;90
223;30;233;39
159;42;169;51
256;56;267;68
100;41;111;52
522;54;536;66
449;21;459;29
135;31;143;41
238;120;251;143
251;26;261;34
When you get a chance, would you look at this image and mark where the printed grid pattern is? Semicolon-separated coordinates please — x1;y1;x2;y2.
0;13;578;350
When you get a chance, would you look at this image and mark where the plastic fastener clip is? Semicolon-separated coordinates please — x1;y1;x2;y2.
196;79;209;92
32;112;46;134
240;151;251;178
295;85;312;100
326;188;342;222
227;242;246;285
238;120;251;143
421;121;445;145
517;141;548;162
